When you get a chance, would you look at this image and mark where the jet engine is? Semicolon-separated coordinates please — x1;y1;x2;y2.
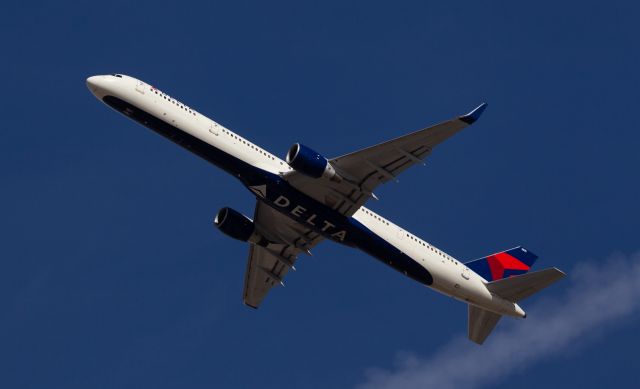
214;207;262;243
285;143;340;181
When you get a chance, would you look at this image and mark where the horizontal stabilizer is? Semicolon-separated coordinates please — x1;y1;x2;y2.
486;267;566;302
468;305;502;345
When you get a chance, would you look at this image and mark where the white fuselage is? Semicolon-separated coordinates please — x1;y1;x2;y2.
86;74;525;318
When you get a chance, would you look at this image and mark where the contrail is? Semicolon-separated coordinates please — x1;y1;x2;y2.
357;251;640;389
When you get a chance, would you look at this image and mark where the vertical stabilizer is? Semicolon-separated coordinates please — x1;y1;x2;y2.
466;246;537;282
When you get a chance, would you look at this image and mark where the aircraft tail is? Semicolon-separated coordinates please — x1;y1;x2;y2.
465;246;537;282
485;267;566;302
468;305;502;344
468;267;566;344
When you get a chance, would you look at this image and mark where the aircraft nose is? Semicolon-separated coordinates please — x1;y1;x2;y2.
86;75;102;91
86;75;111;99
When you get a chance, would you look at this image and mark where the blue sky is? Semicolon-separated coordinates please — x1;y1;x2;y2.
2;1;639;388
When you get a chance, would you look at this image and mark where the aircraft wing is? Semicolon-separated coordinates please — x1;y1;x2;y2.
243;200;324;308
283;103;487;216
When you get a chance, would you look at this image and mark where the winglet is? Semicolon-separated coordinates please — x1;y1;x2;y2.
459;103;488;124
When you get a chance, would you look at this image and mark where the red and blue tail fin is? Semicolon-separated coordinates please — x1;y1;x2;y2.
465;246;538;281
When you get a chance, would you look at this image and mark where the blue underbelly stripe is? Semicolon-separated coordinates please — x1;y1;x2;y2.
102;95;259;180
347;218;433;285
103;95;433;286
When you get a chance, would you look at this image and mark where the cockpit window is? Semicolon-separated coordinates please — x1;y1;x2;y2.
111;74;123;78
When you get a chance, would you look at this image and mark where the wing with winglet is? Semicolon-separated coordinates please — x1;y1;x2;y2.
283;103;487;216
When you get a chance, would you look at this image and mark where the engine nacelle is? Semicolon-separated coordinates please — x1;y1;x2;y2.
214;207;258;242
285;143;340;181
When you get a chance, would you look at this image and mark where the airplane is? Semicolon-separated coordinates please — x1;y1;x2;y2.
86;74;565;344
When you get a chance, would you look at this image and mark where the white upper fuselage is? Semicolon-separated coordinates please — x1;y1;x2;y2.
86;74;525;318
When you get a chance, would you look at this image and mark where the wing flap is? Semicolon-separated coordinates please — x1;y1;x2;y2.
243;244;295;308
242;201;324;308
